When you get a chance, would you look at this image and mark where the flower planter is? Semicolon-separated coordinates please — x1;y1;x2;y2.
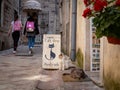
107;37;120;45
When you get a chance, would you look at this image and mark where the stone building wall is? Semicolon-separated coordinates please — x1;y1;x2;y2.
40;0;60;34
59;0;71;55
21;0;60;34
0;0;20;50
21;0;60;43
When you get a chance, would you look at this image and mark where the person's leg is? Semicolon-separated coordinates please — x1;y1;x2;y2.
28;36;32;49
12;32;16;52
28;36;33;54
29;36;35;54
14;31;20;51
31;36;35;48
12;31;20;53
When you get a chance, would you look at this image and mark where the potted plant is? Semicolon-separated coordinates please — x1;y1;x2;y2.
82;0;120;44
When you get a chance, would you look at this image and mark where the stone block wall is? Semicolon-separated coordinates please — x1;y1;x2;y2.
21;0;60;44
0;0;20;50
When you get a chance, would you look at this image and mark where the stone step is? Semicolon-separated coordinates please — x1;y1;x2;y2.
15;53;33;56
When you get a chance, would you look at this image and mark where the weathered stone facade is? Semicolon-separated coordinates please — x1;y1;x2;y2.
0;0;20;50
59;0;71;56
21;0;60;43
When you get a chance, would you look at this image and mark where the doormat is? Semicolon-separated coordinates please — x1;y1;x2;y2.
62;73;91;82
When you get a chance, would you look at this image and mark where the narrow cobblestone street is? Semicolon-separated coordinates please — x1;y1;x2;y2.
0;45;104;90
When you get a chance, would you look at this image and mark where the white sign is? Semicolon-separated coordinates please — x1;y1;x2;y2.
42;34;61;69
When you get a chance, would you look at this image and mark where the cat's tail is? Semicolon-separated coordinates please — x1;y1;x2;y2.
45;55;54;60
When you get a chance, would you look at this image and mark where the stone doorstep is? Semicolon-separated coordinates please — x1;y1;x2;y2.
34;44;42;47
15;53;33;56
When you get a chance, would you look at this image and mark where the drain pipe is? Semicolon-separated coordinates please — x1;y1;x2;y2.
70;0;77;61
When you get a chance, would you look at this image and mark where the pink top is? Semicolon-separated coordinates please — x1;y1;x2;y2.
11;20;22;32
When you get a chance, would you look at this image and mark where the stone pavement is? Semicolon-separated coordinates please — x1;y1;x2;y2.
36;69;104;90
0;45;42;90
0;45;104;90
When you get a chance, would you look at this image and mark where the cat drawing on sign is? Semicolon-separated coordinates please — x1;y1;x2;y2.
45;43;56;60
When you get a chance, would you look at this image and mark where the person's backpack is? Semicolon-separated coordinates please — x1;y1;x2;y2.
26;21;35;32
13;21;21;31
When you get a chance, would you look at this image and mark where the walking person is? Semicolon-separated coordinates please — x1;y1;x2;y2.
24;15;39;54
8;14;22;54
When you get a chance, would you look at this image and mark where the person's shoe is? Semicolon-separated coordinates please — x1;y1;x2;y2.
13;51;16;54
28;50;32;54
30;47;33;54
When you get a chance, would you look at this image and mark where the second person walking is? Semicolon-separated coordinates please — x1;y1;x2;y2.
24;15;39;54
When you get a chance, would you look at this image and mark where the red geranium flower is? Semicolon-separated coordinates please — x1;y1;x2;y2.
94;0;107;11
82;0;120;39
83;0;90;6
82;8;91;18
115;0;120;6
